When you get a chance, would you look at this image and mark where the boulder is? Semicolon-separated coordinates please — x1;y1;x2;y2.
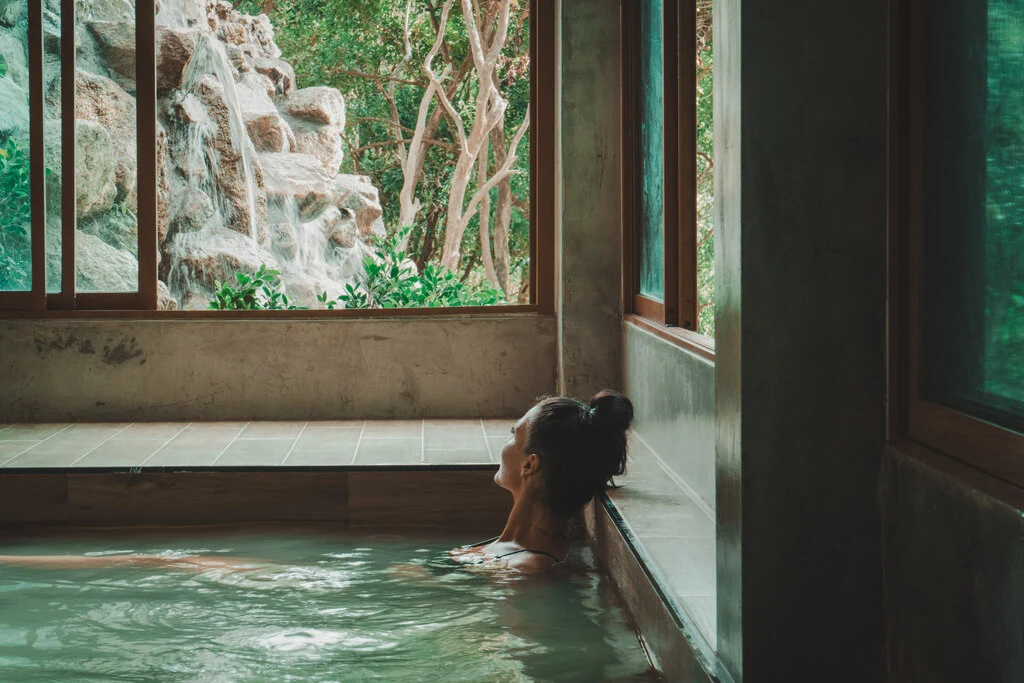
75;70;138;210
157;279;178;310
57;229;139;292
323;207;359;249
251;57;295;97
170;188;215;234
236;73;295;152
165;226;278;292
250;14;282;59
260;152;336;221
86;20;136;82
0;0;23;26
292;121;344;176
79;209;138;255
80;0;134;22
334;174;386;239
0;76;29;144
283;86;345;127
156;25;199;90
157;121;171;244
74;118;118;220
0;29;29;89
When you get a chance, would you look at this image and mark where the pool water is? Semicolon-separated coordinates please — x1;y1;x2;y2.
0;528;659;682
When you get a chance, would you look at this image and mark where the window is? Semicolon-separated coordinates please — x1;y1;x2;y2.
0;0;554;316
623;0;715;356
894;0;1024;485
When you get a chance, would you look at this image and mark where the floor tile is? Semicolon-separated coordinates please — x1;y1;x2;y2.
112;423;189;441
424;422;486;450
142;446;224;467
5;449;90;468
613;493;715;538
215;438;295;466
0;441;38;465
238;422;306;439
423;449;491;465
0;424;73;441
642;537;716;596
481;419;517;437
486;436;510;461
353;438;422;465
303;421;365;431
289;430;361;455
680;595;717;650
284;449;358;466
361;420;422;439
72;439;165;467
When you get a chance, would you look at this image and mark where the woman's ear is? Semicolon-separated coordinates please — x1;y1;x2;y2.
521;453;540;479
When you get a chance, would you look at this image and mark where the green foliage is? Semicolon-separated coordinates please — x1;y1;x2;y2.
695;17;715;338
0;137;32;291
326;227;503;309
235;0;532;295
208;264;307;310
0;55;7;79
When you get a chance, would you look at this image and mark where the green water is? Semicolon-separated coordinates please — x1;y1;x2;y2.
0;528;658;682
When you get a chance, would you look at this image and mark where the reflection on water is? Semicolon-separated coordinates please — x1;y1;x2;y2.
0;529;660;682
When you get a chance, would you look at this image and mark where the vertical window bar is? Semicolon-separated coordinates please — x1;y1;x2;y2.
662;0;681;326
137;0;157;309
676;0;698;330
57;0;76;309
29;0;45;309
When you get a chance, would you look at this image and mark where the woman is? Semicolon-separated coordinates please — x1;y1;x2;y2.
449;389;633;572
1;390;633;574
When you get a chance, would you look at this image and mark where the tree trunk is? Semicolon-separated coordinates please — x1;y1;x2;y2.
261;0;276;14
478;144;499;285
490;116;513;294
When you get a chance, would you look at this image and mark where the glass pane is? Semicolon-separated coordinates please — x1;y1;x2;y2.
637;0;665;301
0;0;32;291
696;0;714;337
923;0;1024;433
156;0;530;310
74;0;138;292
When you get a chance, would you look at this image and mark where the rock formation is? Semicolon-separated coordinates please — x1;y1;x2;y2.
0;0;386;309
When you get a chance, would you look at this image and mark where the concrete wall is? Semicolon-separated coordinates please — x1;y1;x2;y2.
556;0;623;399
714;0;889;678
623;323;715;509
881;451;1024;682
0;317;557;421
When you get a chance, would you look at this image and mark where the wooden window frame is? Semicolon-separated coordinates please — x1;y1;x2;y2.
889;0;1024;490
0;0;555;319
621;0;713;361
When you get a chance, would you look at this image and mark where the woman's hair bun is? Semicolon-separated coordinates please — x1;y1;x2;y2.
588;390;634;434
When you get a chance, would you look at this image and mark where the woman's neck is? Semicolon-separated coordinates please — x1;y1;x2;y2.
498;494;571;554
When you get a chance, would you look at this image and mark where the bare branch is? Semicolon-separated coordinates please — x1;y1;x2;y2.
460;103;530;224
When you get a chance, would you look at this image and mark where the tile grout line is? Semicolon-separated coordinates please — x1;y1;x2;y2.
1;423;77;467
137;422;193;467
350;421;367;465
68;423;136;466
481;419;494;463
210;422;250;465
280;421;308;465
632;432;715;522
420;420;426;464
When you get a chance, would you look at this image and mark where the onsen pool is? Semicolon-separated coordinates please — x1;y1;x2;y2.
0;528;660;681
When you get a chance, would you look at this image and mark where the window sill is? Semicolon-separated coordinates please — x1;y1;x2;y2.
624;314;715;361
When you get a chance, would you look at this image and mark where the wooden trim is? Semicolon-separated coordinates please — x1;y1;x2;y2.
56;0;76;310
676;0;698;331
0;305;546;320
74;293;146;310
891;0;1024;489
625;313;715;361
29;0;45;310
661;0;681;326
137;0;158;310
620;0;638;317
531;0;556;315
634;295;665;323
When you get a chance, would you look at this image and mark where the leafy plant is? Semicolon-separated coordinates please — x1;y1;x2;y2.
208;264;307;310
0;137;32;290
323;226;503;309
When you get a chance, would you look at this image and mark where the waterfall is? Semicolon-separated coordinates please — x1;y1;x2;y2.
179;34;260;245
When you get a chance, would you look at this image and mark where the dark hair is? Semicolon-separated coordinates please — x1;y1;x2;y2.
525;389;634;518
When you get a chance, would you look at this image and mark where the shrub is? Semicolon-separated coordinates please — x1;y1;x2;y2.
208;264;307;310
0;137;31;291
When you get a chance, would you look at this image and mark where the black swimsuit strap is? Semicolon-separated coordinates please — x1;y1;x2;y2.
460;535;500;549
493;547;563;563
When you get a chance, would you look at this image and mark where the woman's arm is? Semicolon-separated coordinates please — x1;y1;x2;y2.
0;554;264;572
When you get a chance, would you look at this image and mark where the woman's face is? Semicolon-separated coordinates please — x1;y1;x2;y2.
494;405;539;495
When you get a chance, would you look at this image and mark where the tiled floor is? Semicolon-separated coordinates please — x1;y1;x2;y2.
0;420;514;468
610;434;718;650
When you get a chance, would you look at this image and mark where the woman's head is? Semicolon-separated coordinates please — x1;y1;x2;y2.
495;390;634;518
